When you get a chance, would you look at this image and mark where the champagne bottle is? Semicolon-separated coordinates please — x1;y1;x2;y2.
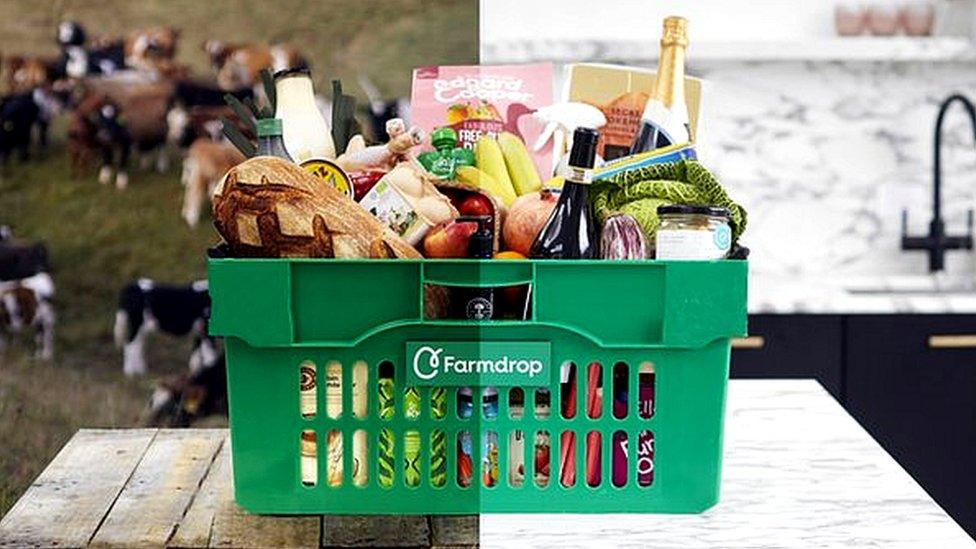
529;127;600;259
629;16;690;155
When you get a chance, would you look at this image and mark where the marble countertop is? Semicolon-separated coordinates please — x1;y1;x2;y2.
481;380;975;548
749;274;976;314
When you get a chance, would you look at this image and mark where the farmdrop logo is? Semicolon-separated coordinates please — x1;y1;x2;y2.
406;341;551;387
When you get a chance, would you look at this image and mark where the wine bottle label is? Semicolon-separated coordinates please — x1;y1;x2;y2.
560;166;593;185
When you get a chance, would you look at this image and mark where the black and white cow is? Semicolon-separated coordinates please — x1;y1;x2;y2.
0;238;49;281
113;279;218;377
0;272;55;360
56;21;125;79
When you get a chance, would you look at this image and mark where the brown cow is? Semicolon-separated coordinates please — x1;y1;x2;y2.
203;40;306;90
181;138;245;227
125;26;180;72
0;273;55;360
3;55;55;92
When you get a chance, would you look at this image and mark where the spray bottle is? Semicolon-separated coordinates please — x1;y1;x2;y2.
531;102;607;178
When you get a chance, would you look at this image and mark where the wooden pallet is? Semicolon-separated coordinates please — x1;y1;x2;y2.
0;429;477;548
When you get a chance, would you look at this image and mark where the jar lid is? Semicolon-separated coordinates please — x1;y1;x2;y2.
256;118;283;137
430;126;458;148
273;67;311;80
657;204;731;218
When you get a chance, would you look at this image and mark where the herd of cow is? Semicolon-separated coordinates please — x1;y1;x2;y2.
0;20;348;425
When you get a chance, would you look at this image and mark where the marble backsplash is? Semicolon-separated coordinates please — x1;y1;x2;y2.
692;61;976;277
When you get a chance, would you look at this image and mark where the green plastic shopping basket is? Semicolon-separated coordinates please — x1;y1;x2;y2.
207;258;748;514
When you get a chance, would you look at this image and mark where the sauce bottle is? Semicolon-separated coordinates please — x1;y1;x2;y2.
273;68;336;162
529;127;600;259
455;215;494;320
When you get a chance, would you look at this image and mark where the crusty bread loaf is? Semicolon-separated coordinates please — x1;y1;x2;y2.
212;156;422;259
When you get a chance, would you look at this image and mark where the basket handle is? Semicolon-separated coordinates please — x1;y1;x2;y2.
421;260;534;288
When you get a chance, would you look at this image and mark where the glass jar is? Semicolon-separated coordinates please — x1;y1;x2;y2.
655;204;731;260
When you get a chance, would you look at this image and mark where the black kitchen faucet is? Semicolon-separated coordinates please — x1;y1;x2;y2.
901;93;976;272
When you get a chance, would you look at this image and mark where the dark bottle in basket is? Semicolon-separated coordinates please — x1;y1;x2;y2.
529;127;600;259
453;215;495;320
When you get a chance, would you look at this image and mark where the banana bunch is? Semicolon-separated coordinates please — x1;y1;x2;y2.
457;133;543;207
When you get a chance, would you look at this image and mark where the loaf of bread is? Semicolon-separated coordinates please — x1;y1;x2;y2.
212;156;421;259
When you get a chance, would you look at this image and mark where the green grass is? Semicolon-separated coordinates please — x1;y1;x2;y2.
0;0;478;518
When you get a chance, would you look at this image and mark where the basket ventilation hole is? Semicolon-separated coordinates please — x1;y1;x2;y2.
483;430;499;488
534;430;550;488
483;387;498;420
404;430;421;487
559;430;576;487
300;429;317;487
457;387;473;419
508;387;524;420
327;430;342;487
508;429;525;488
586;431;602;487
326;361;342;419
587;362;603;419
612;430;627;487
638;361;655;419
430;430;447;487
353;361;368;419
534;388;551;420
299;361;316;419
612;362;629;419
378;428;395;488
457;430;473;488
352;430;368;487
560;362;577;419
378;361;395;421
637;430;655;487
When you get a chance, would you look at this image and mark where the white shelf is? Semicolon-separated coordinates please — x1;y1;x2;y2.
481;37;976;64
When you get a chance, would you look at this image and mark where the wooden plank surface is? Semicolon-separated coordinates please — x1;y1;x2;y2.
322;515;430;547
429;516;478;547
88;429;225;549
0;429;157;548
170;440;321;548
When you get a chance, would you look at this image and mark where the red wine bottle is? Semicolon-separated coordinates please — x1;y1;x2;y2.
629;16;690;155
529;127;600;259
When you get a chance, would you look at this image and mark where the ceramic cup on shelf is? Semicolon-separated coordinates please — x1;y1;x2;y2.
835;3;869;36
867;2;902;35
900;1;936;36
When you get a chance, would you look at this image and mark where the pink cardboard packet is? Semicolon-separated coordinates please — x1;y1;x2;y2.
411;63;553;180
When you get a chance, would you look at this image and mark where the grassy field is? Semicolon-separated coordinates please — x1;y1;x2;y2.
0;0;477;517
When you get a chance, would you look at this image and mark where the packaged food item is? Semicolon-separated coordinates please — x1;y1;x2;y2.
592;142;697;182
565;63;703;161
655;205;732;260
483;431;500;487
274;68;336;161
359;162;457;246
457;430;474;487
417;127;476;179
350;170;386;201
411;63;553;179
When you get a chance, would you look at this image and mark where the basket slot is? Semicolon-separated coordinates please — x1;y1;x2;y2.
636;430;655;487
508;388;524;420
508;429;525;488
326;430;342;487
586;363;603;419
639;362;655;419
378;361;396;420
326;361;342;419
559;430;576;487
534;388;551;420
483;387;499;420
612;362;628;419
457;430;473;488
559;362;578;420
404;430;421;487
534;429;551;488
611;430;627;487
300;429;317;487
430;429;447;487
352;429;367;487
299;361;317;419
586;431;602;487
482;430;500;488
378;428;395;488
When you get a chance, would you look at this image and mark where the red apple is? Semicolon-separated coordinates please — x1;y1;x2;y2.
458;193;494;218
423;219;478;258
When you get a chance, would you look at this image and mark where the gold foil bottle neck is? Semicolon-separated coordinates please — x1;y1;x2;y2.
661;16;688;48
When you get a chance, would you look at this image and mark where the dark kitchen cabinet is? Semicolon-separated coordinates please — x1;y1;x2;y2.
845;315;976;537
731;314;844;401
